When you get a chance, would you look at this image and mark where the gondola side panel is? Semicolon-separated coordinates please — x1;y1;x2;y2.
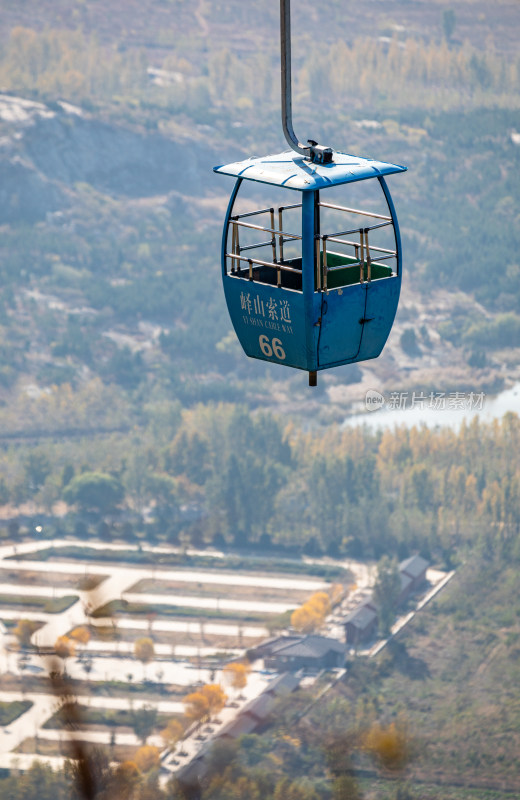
223;277;310;370
357;274;402;361
317;284;367;368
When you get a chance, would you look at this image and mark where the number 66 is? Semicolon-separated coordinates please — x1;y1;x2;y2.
259;335;286;360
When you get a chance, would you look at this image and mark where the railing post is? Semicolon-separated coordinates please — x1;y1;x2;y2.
322;236;328;293
278;207;284;262
270;208;277;263
364;228;372;282
359;229;364;283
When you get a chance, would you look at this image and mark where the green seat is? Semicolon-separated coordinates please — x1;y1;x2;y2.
317;251;392;290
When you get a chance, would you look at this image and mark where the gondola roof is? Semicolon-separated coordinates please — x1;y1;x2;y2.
213;149;407;192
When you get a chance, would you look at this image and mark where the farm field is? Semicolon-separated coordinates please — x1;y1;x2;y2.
0;536;352;773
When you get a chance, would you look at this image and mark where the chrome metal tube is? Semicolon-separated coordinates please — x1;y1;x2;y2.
323;221;392;240
226;253;303;275
316;238;322;291
319;202;392;221
325;254;395;272
323;236;328;292
232;219;302;240
234;207;279;219
239;240;276;252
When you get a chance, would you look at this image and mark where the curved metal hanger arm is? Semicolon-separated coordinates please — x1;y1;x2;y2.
280;0;333;163
280;0;310;157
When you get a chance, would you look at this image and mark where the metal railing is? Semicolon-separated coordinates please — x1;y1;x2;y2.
316;200;396;292
227;204;302;288
226;200;397;292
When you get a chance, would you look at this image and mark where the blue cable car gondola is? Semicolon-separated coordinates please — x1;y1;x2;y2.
214;0;407;386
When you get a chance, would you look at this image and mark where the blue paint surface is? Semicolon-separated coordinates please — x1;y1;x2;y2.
216;156;406;376
224;277;312;371
318;284;366;366
358;274;402;362
214;150;406;192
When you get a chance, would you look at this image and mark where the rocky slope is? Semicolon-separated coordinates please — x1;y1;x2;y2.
0;93;227;223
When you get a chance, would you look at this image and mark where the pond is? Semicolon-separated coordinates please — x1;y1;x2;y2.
343;381;520;430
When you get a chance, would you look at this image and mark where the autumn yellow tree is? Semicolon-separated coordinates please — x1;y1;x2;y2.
308;591;331;617
329;584;345;607
54;636;75;673
184;690;210;724
202;683;227;719
111;760;141;799
134;637;155;679
69;625;91;646
290;605;321;634
133;744;160;773
160;718;184;750
222;662;250;697
291;591;332;633
363;721;410;772
184;683;227;724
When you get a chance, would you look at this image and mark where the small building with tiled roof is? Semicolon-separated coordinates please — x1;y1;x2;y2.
263;672;300;697
241;692;276;722
247;635;303;661
264;634;346;671
217;714;259;739
344;605;378;645
399;554;429;592
398;572;414;604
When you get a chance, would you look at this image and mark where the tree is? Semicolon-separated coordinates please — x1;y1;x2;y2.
82;657;93;680
332;775;362;800
61;463;74;488
3;760;70;800
69;626;91;647
63;471;124;514
291;591;331;633
408;464;434;512
291;605;321;634
201;683;227;719
134;637;155;679
131;705;158;745
373;556;402;636
13;619;38;649
307;591;331;617
183;683;227;724
54;636;75;672
183;690;210;724
222;662;250;697
147;472;179;517
443;9;456;42
23;450;51;495
0;477;10;505
111;760;142;799
363;721;410;771
133;745;160;773
160;718;184;750
104;346;144;389
274;777;321;800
